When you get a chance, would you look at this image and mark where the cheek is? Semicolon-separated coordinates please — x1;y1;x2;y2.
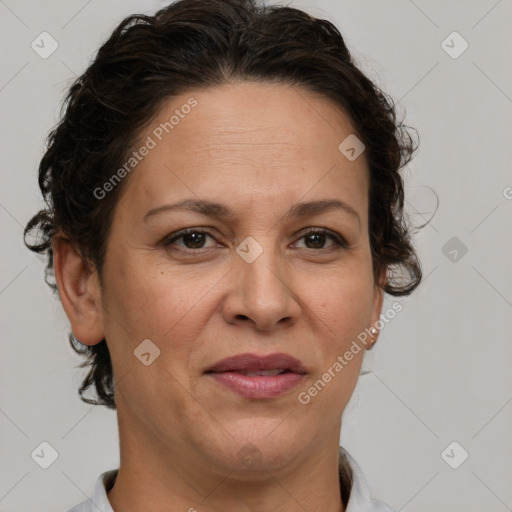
313;270;375;341
101;255;223;361
101;260;207;412
299;277;371;419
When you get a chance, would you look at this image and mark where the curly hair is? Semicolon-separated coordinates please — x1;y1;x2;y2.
24;0;422;410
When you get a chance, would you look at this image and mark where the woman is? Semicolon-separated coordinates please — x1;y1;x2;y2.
24;0;421;510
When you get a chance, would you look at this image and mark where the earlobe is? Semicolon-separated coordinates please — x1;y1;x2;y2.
51;233;105;346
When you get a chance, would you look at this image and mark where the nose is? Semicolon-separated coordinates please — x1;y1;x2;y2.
221;242;300;332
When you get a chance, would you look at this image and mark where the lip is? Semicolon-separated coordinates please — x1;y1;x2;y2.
205;352;307;374
205;352;307;399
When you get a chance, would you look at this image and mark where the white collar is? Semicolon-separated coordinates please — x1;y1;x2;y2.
68;446;395;512
340;446;396;511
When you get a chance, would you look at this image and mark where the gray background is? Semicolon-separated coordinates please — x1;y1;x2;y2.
1;0;511;510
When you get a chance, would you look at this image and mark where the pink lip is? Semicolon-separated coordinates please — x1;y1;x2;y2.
206;352;307;373
205;352;307;399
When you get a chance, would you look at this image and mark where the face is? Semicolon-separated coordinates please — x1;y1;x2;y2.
80;81;383;475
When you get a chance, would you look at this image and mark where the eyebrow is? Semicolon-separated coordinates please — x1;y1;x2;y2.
143;198;361;227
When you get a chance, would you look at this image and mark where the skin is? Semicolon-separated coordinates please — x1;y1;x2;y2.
52;80;384;512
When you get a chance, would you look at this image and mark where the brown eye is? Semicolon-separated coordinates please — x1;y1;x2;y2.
180;232;208;249
163;229;216;250
304;232;327;249
295;229;346;250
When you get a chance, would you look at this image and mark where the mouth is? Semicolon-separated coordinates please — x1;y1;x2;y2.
205;352;307;375
224;369;290;376
204;353;307;399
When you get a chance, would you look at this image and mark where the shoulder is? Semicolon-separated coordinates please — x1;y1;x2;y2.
68;500;91;512
66;500;90;512
65;469;118;512
339;446;397;512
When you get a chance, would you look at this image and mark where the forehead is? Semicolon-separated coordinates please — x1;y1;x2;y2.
117;81;369;220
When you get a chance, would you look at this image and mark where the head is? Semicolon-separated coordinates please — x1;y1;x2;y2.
25;0;421;473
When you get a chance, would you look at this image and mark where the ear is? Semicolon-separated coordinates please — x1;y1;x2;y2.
368;268;386;343
51;233;104;345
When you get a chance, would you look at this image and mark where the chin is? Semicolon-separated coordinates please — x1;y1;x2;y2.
210;427;306;475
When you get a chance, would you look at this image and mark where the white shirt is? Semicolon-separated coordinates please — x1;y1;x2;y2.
67;446;395;512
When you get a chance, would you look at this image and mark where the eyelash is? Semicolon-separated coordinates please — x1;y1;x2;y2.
162;228;348;253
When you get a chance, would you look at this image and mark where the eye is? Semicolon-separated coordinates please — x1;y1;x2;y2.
163;229;218;251
294;229;347;250
162;227;347;253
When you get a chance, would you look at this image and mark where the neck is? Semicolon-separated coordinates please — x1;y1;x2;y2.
107;405;346;512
